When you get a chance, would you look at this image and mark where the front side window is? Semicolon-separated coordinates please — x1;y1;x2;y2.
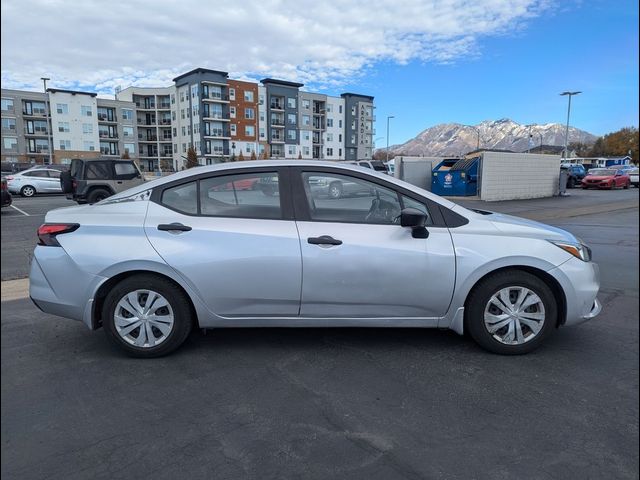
85;162;112;179
114;162;139;179
200;172;281;219
301;172;429;225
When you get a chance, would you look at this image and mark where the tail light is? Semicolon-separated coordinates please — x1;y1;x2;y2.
37;223;80;247
1;182;6;192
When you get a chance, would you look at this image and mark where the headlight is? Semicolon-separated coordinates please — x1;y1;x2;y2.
549;240;592;262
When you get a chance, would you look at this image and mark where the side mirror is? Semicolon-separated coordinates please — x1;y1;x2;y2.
400;208;429;239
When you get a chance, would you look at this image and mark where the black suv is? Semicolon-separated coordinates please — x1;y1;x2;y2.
562;164;587;188
61;158;145;204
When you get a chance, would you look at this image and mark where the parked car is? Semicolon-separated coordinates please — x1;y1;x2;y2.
627;168;639;188
5;167;64;197
308;174;375;199
581;168;631;189
61;158;145;204
348;160;390;174
1;177;12;207
30;161;601;358
561;164;586;188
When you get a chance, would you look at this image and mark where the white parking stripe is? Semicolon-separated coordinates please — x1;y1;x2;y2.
10;205;30;216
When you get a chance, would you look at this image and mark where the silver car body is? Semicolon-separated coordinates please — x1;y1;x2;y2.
30;161;601;334
7;168;63;195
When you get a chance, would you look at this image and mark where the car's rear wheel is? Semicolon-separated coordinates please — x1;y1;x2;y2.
87;188;110;204
20;185;36;197
465;270;557;355
102;275;193;358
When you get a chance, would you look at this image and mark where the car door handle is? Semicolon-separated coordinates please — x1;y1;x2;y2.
116;181;123;184
308;235;342;246
158;223;192;232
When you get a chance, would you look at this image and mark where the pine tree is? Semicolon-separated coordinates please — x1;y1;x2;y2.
121;150;130;160
186;146;199;169
238;151;245;161
250;150;257;160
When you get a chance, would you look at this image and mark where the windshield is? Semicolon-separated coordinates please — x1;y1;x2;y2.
588;169;617;176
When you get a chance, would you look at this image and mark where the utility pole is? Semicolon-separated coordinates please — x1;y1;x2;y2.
386;115;394;162
560;91;581;159
41;77;53;165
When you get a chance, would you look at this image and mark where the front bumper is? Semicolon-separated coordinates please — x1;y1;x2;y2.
549;257;601;326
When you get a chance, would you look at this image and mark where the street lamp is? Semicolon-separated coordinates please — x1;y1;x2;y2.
41;77;53;165
560;91;581;159
231;141;236;161
386;116;394;162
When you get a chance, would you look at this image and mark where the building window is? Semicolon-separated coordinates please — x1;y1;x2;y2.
122;109;133;121
303;131;310;141
188;125;192;135
244;91;254;102
327;147;333;156
2;118;16;130
244;108;254;119
83;141;95;151
339;105;343;114
351;106;356;115
288;145;296;156
326;104;333;113
191;84;198;99
287;97;296;109
59;140;71;150
287;130;296;140
180;92;184;102
123;126;134;137
181;126;186;136
194;123;199;134
173;128;177;137
124;143;135;154
327;133;333;142
287;113;296;125
3;137;17;149
192;105;199;117
245;125;255;137
259;128;265;139
230;106;236;118
82;123;93;134
181;109;185;119
182;143;186;153
302;115;310;126
338;120;342;128
259;94;264;105
327;118;333;128
58;122;70;132
56;103;68;114
351;120;356;130
338;134;342;142
303;146;310;156
81;106;92;117
229;88;235;101
339;148;342;157
230;124;236;136
351;134;356;144
302;99;310;110
1;98;14;111
172;111;176;120
171;94;175;104
174;143;178;153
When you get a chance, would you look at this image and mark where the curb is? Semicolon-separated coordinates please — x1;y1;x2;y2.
1;278;30;302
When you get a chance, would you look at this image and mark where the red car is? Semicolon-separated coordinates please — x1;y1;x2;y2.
581;168;631;189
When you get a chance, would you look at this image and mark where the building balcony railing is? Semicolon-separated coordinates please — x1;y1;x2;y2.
204;149;230;156
159;119;172;125
203;93;229;102
138;135;158;141
135;103;156;109
22;110;48;117
270;103;284;110
97;114;117;122
157;103;171;109
202;112;226;120
204;130;229;138
24;130;49;136
271;137;285;143
137;119;157;125
99;133;118;139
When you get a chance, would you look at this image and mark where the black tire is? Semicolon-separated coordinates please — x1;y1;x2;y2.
102;274;193;358
87;188;110;204
465;270;557;355
623;182;629;189
20;185;36;197
328;181;343;199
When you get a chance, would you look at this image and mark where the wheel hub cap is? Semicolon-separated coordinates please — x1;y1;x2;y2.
483;286;546;345
114;289;174;348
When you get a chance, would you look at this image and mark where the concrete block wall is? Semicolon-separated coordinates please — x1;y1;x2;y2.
394;156;440;191
479;152;561;201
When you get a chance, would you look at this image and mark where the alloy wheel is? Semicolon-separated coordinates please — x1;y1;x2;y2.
22;186;35;197
483;286;546;345
114;289;174;348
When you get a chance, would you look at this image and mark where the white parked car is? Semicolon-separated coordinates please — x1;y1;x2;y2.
628;168;639;188
6;168;63;197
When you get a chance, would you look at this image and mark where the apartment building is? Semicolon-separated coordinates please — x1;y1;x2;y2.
1;88;138;165
2;68;374;170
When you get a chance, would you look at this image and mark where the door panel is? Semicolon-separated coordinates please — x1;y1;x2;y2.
296;222;455;317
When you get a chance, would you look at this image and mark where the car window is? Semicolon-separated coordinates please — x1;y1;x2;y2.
161;181;198;214
23;170;48;178
302;172;401;224
200;172;281;219
47;170;61;178
357;162;372;169
70;159;83;178
401;195;433;225
114;162;139;180
85;162;112;180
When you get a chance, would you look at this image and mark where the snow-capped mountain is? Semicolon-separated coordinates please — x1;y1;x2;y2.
383;119;597;157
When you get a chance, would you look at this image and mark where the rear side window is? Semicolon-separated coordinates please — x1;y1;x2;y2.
23;170;48;177
70;159;83;177
162;181;197;214
85;162;112;180
199;172;281;219
47;170;61;178
114;162;139;180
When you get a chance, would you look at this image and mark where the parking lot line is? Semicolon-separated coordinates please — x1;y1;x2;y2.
10;205;30;216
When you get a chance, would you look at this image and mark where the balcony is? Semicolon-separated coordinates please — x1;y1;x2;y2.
24;129;49;136
99;132;118;139
157;103;171;110
202;93;229;102
204;129;230;139
97;114;117;122
271;119;285;128
22;110;48;117
135;103;156;110
137;119;157;126
139;134;158;142
270;136;285;143
159;119;172;125
204;148;230;156
202;112;228;121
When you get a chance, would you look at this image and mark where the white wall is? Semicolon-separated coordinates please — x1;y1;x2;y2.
479;152;561;201
49;91;99;151
324;96;344;159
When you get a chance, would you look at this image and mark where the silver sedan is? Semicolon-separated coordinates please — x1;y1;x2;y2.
30;161;601;357
6;167;63;197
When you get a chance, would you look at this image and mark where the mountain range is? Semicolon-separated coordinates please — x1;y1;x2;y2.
383;119;598;157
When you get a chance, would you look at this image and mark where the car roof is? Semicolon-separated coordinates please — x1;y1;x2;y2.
106;160;458;209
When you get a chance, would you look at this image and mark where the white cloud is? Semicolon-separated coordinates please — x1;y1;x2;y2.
1;0;549;94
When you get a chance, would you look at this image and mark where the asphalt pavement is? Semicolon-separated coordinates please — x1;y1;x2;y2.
1;199;638;479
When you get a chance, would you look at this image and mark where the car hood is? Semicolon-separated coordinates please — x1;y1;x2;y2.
584;175;614;181
488;212;577;242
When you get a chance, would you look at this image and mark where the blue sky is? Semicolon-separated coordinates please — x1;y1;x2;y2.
2;0;637;145
347;1;639;144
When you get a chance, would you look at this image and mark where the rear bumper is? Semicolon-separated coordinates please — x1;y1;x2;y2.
29;246;105;329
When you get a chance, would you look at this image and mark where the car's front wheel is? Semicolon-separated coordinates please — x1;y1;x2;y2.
87;188;110;204
465;270;557;355
102;274;193;357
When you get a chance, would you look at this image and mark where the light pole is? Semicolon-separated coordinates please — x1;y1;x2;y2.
386;116;394;162
41;77;53;165
560;91;581;159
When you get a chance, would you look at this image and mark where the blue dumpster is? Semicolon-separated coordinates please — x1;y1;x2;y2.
431;157;479;196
